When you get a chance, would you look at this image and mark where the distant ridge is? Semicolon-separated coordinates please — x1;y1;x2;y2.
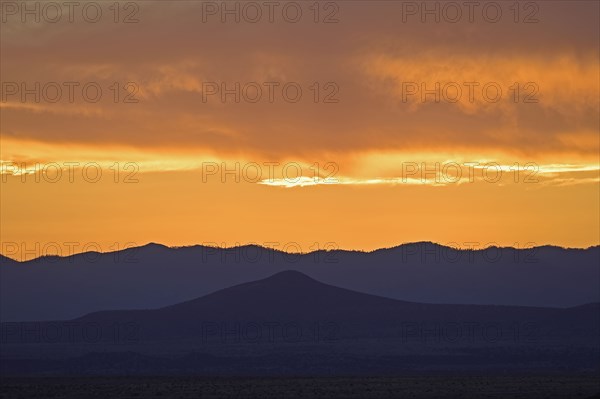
2;243;599;321
2;241;598;263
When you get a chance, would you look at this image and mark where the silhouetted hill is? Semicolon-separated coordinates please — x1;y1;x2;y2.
75;270;413;328
76;271;599;340
0;254;17;265
1;243;599;321
1;272;599;375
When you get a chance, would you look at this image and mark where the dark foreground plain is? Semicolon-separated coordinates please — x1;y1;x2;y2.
2;272;598;398
1;374;599;399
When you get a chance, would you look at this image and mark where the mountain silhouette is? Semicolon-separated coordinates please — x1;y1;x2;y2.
1;243;599;321
76;270;412;326
2;271;598;375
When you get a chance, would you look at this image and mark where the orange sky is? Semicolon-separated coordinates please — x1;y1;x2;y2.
1;1;599;260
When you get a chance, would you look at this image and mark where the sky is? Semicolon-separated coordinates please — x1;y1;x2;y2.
1;1;599;260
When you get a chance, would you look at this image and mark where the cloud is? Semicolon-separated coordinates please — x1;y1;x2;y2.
1;1;598;168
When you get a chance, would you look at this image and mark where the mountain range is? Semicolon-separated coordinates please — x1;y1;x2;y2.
1;242;598;322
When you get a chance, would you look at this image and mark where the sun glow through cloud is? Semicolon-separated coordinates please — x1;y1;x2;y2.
0;0;598;252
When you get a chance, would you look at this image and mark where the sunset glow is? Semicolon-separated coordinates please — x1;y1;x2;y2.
1;1;599;260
